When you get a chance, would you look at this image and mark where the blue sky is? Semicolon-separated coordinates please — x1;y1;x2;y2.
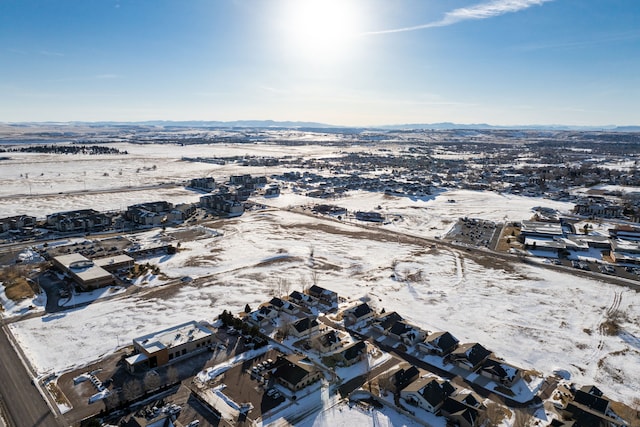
1;0;639;126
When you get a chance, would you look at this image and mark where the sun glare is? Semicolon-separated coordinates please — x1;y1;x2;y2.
281;0;362;63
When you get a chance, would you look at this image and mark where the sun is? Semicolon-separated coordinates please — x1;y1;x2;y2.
281;0;363;63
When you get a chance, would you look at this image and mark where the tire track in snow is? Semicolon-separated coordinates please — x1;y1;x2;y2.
585;290;623;365
453;251;465;286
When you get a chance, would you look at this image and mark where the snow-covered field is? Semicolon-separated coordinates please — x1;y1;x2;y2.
3;144;640;414
8;205;640;407
262;188;574;239
0;141;354;216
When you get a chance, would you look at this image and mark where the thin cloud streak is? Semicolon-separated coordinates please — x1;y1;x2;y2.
364;0;554;35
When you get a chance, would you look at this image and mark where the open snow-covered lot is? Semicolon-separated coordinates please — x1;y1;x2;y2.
3;142;639;415
8;204;640;407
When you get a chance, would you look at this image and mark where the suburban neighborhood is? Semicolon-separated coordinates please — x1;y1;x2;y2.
1;125;639;427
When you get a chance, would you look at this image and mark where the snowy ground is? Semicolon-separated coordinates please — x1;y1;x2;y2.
3;144;640;418
261;188;574;239
0;283;46;317
296;400;421;427
8;204;640;407
0;141;354;217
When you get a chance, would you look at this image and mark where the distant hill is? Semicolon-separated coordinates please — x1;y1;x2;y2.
72;120;340;129
2;120;639;132
377;123;640;131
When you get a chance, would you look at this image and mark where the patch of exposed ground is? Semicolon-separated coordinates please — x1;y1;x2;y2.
0;264;37;302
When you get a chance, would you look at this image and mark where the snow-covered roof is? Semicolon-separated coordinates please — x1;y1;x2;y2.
133;320;213;353
94;254;134;267
521;220;563;236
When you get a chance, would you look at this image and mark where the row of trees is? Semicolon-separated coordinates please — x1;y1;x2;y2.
1;144;128;155
102;366;180;412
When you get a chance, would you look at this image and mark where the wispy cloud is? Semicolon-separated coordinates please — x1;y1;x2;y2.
364;0;554;35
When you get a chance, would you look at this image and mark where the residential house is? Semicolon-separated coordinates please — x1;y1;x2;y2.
269;297;300;315
574;197;624;219
372;311;404;334
342;302;375;326
441;391;485;427
289;317;321;338
562;385;624;427
387;321;428;346
229;174;253;185
0;215;37;232
312;330;343;354
449;343;492;371
174;203;196;220
418;331;459;356
337;341;367;366
126;201;181;226
200;193;244;217
264;185;280;198
247;305;278;328
288;290;316;308
401;376;456;413
479;357;522;387
271;357;322;392
390;365;420;393
190;177;216;191
46;209;112;232
306;285;338;307
355;211;384;223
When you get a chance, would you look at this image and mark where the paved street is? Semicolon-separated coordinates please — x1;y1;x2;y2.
0;324;60;427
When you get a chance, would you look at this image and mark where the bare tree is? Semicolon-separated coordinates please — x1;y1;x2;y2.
280;278;291;296
143;370;161;392
310;270;319;288
513;409;533;427
104;389;121;411
300;276;309;293
276;325;290;341
477;402;507;427
122;379;142;402
166;366;180;385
